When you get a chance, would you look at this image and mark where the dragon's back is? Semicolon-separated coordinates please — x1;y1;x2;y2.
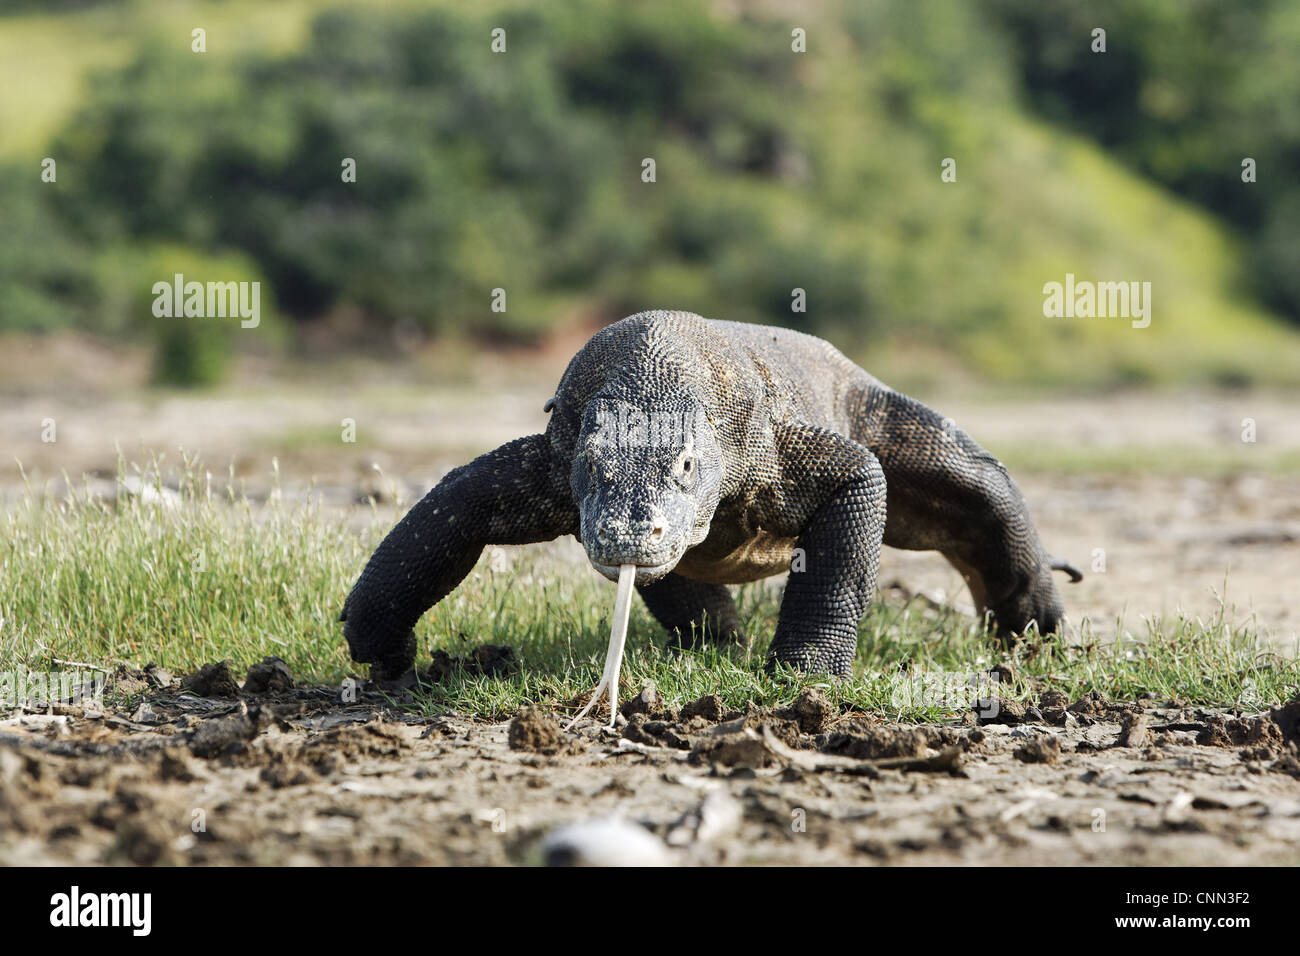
552;311;873;443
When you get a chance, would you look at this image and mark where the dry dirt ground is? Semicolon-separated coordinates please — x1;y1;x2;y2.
3;338;1299;865
2;664;1298;866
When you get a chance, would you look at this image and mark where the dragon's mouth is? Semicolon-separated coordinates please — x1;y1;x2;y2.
590;558;677;585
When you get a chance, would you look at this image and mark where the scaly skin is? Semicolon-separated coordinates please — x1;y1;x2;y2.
341;310;1079;678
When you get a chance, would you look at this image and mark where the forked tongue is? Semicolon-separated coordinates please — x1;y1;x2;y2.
565;563;637;730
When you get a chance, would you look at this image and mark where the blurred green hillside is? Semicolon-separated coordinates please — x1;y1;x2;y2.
2;0;1298;388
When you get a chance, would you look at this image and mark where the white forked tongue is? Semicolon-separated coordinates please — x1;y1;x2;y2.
565;563;636;731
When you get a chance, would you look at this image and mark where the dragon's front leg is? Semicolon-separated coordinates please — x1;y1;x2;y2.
340;433;575;678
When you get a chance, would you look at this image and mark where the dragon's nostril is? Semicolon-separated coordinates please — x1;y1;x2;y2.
647;524;665;544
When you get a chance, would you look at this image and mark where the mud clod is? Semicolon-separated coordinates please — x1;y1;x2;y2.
181;661;241;698
691;729;774;769
260;764;311;789
1272;753;1300;778
144;664;176;689
187;705;266;758
1117;713;1150;749
1040;689;1069;710
113;819;177;866
644;721;691;750
1197;710;1286;749
680;694;726;723
108;668;151;698
159;747;202;782
1067;691;1110;718
427;644;516;681
243;656;294;694
620;680;669;720
1190;697;1300;754
622;713;690;750
508;706;566;755
1014;736;1061;764
822;722;929;759
1270;697;1300;746
315;721;407;759
779;687;834;735
978;697;1027;725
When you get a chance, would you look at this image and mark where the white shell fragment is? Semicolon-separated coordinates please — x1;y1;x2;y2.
542;818;673;867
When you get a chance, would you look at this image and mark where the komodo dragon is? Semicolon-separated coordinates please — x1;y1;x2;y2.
340;310;1081;679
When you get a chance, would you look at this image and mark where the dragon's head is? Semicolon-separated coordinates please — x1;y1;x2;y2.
572;396;723;585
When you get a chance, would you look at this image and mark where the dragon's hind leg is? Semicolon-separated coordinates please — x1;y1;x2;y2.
849;383;1078;640
637;573;744;651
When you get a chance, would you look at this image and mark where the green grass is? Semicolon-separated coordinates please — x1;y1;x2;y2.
0;454;374;682
2;457;1295;720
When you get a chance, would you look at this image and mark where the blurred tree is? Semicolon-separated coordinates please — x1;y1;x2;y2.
985;0;1300;321
2;0;1295;386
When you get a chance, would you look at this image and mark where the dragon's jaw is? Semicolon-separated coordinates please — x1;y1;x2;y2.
589;556;679;586
565;563;638;731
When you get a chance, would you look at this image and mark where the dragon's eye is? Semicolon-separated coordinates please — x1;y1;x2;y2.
676;455;697;488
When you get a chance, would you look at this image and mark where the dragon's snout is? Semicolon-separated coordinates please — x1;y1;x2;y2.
582;503;687;585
